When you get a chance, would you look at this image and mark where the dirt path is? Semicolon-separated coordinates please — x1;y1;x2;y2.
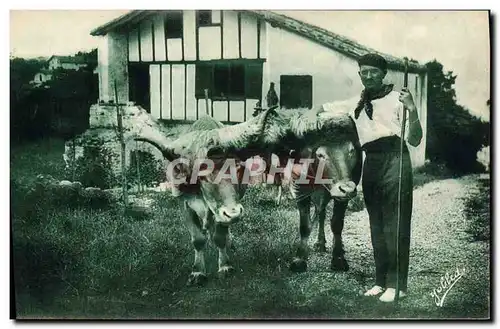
284;174;490;318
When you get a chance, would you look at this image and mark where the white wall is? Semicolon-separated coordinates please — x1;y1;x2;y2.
97;32;129;103
183;11;197;61
61;63;83;70
48;58;59;70
222;11;240;59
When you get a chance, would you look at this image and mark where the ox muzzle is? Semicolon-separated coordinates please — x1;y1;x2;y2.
215;204;244;225
329;181;357;201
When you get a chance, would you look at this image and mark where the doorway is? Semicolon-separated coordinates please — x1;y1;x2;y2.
128;64;150;112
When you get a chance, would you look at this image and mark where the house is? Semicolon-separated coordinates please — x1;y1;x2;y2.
30;69;53;86
90;10;428;166
47;55;88;71
30;55;89;87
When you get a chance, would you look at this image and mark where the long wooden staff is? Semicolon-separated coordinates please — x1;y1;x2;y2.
395;57;409;305
204;89;210;116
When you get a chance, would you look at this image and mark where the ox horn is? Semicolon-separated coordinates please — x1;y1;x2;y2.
212;107;279;151
134;108;278;162
132;128;179;161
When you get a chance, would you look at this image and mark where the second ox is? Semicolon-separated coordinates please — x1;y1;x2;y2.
237;106;363;273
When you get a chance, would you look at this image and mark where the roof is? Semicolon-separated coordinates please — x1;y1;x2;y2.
48;55;87;65
90;10;426;74
244;11;426;74
90;11;156;36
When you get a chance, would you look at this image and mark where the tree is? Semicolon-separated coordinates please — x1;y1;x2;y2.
10;50;98;144
425;60;490;173
10;57;44;102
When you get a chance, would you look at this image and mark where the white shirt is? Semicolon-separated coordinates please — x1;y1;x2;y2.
322;91;409;147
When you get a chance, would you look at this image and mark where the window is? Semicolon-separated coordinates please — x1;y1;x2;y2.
213;64;231;97
165;11;183;39
213;64;245;98
197;10;221;26
195;62;263;100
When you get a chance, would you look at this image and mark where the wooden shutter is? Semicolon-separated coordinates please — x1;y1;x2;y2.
245;62;263;100
280;75;312;109
195;63;213;99
213;63;230;98
229;63;245;98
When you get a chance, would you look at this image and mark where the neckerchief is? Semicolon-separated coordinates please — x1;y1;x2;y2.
354;84;394;120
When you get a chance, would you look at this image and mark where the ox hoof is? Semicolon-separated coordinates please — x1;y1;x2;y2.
330;256;349;272
187;272;208;286
218;266;235;278
313;242;327;253
290;258;308;273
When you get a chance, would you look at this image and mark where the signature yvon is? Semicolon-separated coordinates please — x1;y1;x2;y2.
430;266;467;307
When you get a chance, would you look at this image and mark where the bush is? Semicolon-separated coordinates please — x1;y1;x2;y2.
425;60;490;174
476;145;490;172
10;51;97;145
412;161;457;188
126;150;166;188
463;178;490;241
72;143;118;189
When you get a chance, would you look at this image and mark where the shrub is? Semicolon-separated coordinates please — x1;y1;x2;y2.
413;160;457;188
72;142;118;189
126;150;166;188
463;178;490;242
425;60;490;174
476;145;490;173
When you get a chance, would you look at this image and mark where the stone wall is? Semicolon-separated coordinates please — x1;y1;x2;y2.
63;102;191;189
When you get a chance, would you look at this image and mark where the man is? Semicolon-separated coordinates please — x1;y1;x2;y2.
325;53;423;302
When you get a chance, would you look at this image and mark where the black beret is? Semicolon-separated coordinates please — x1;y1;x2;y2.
357;53;388;72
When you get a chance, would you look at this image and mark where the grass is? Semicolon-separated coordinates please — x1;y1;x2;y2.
412;161;458;189
10;138;67;185
463;177;490;242
11;138;490;319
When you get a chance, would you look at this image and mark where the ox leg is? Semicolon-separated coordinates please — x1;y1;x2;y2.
276;185;283;206
213;224;235;277
330;200;349;272
290;193;311;273
185;205;208;286
313;192;329;253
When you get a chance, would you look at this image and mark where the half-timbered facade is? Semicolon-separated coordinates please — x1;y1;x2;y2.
91;10;429;166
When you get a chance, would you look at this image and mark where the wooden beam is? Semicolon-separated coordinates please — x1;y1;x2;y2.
238;12;242;59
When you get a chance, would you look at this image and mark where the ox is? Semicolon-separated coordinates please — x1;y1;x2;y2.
135;112;272;285
135;105;362;284
242;106;363;272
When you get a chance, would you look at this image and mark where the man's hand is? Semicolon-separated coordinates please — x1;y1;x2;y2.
399;88;423;147
399;88;416;111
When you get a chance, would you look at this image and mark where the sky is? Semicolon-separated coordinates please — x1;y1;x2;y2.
9;9;490;121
